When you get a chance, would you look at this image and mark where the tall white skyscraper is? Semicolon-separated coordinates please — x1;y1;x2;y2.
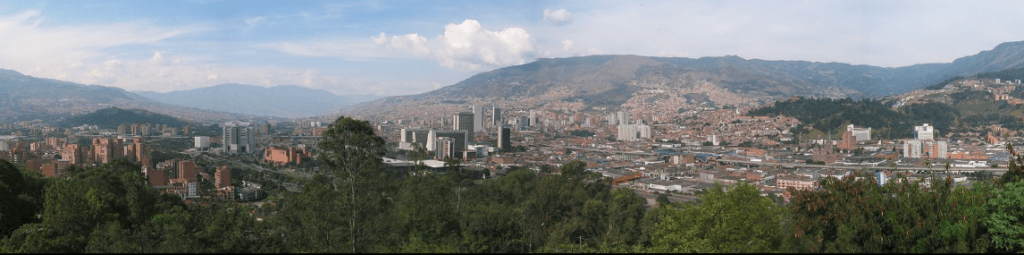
222;121;254;153
471;105;483;132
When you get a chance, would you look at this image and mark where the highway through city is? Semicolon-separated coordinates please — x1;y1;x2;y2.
717;159;1008;172
542;145;1008;173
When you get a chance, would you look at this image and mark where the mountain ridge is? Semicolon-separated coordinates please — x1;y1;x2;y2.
0;69;251;124
339;40;1024;122
135;83;381;118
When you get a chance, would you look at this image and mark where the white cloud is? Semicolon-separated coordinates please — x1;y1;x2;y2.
371;32;388;45
0;9;200;79
432;19;534;70
543;9;573;26
561;39;574;51
245;16;266;26
272;19;535;71
389;33;430;57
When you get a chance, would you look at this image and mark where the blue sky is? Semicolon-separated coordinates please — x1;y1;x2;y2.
1;0;1023;96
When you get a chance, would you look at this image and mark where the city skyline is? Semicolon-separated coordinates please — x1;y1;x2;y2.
1;0;1023;97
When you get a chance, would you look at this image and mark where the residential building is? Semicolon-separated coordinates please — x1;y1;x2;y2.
617;123;651;142
215;166;231;189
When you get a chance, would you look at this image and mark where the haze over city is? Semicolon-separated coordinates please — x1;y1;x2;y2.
2;0;1024;96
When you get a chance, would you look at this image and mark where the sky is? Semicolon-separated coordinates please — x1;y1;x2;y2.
1;0;1023;96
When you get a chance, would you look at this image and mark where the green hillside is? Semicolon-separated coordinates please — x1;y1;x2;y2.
58;107;190;129
748;97;957;139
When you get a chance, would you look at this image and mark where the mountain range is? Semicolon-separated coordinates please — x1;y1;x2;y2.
4;41;1024;125
0;69;248;123
135;84;380;118
340;41;1024;122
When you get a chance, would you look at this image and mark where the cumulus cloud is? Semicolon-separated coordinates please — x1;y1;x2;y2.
278;19;536;71
369;19;535;70
388;33;430;57
433;19;534;70
543;9;573;26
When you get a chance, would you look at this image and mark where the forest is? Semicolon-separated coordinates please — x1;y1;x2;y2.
747;97;963;139
4;116;1024;253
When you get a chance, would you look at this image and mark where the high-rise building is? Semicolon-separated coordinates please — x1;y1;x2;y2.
491;106;502;127
92;137;124;164
146;167;167;186
195;136;210;148
915;124;934;141
215;166;231;189
617;124;651;142
454;112;475;141
117;123;127;136
399;128;431;150
430;130;468;154
262;123;272;136
178;160;198;181
434;137;457;160
134;138;152;168
223;121;254;153
904;140;947;159
61;143;81;165
471;105;483;132
498;125;511;152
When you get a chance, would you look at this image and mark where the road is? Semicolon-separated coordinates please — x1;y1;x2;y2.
718;159;1009;172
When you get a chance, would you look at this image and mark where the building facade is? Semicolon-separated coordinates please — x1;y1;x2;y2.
223;122;254;153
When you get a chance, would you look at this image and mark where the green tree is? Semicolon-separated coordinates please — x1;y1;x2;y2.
652;182;782;253
605;188;646;247
0;160;37;239
316;116;395;252
986;181;1024;252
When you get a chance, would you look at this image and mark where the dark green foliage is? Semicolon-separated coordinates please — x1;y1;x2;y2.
0;160;41;239
975;66;1024;81
57;107;189;129
787;173;992;253
749;97;958;139
569;129;596;137
652;182;782;253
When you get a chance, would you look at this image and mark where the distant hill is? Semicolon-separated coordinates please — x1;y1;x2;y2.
135;84;382;118
0;69;248;124
58;107;189;129
747;97;958;139
340;40;1024;121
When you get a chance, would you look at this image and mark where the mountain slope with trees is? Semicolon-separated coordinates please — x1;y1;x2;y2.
342;41;1024;121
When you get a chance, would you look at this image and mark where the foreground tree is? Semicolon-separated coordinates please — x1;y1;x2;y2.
787;171;991;253
652;182;783;253
311;116;395;252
